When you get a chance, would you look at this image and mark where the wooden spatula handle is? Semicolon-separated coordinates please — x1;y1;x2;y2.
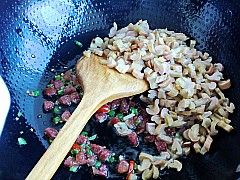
26;93;103;180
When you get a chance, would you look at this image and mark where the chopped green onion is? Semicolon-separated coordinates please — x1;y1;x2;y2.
47;84;54;88
55;75;61;80
18;137;27;146
108;110;115;117
81;131;88;136
117;113;124;120
107;156;115;163
69;166;79;172
57;89;64;95
17;111;23;117
71;149;79;155
28;90;40;97
53;106;62;114
134;118;141;126
130;107;138;115
133;162;138;170
80;91;84;97
88;134;97;141
74;40;83;48
95;161;101;168
52;116;61;124
86;149;93;156
85;144;91;150
175;132;181;139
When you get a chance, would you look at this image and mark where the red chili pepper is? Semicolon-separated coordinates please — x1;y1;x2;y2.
71;143;81;151
108;117;120;126
97;105;110;113
126;160;134;180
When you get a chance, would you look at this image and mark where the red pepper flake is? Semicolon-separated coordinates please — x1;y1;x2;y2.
71;143;81;151
108;117;120;126
155;138;167;152
97;104;110;113
126;160;134;180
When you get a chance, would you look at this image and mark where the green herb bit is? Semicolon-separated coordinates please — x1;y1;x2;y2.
107;156;115;163
81;131;88;136
69;166;79;172
47;84;54;88
52;116;61;124
108;110;115;117
53;106;62;115
17;111;23;117
175;132;181;139
18;137;27;146
57;89;64;95
79;91;84;97
86;149;93;156
117;113;124;120
85;144;91;150
71;149;79;155
95;161;102;169
74;40;83;48
88;134;97;141
28;90;40;97
55;75;61;80
134;118;141;126
130;107;138;115
133;162;138;170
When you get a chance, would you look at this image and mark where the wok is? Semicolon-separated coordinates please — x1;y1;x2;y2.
0;0;240;179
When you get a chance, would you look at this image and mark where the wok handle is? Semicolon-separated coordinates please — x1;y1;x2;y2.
26;92;103;180
0;76;10;137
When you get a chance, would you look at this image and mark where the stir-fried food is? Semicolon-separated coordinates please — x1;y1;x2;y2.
43;20;234;179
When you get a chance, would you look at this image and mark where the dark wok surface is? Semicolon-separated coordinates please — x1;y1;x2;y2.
0;0;240;179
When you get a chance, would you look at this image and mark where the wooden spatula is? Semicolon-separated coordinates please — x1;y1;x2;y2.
26;54;148;180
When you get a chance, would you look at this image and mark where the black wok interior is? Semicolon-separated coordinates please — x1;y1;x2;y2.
0;0;240;179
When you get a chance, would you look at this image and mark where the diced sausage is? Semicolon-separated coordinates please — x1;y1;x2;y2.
75;135;88;144
53;80;64;90
61;110;71;122
108;117;120;126
120;98;130;113
75;152;88;165
45;86;57;96
64;85;76;95
70;92;80;104
94;113;108;123
127;132;139;147
92;165;108;177
165;127;176;136
64;156;75;167
43;100;54;111
58;95;71;106
144;135;156;143
99;149;111;161
116;160;129;174
63;70;72;81
91;144;103;155
71;75;79;85
86;155;97;166
135;115;146;134
155;138;167;152
110;99;121;110
44;127;58;140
